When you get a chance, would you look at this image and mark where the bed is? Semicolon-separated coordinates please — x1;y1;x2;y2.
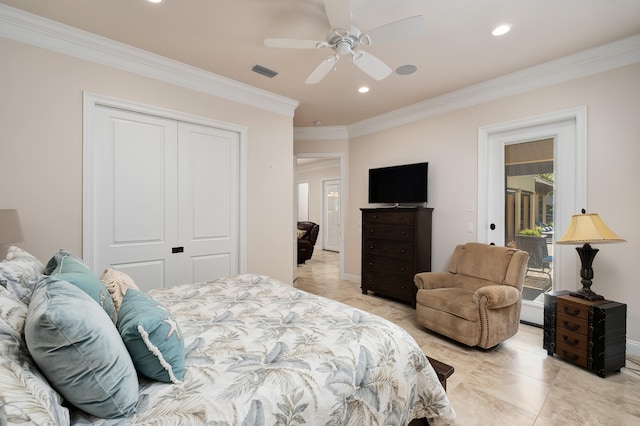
0;247;456;425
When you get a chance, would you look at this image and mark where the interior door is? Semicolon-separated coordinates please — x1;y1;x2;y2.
89;105;240;291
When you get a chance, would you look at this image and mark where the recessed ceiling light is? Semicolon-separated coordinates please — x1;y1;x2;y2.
147;0;163;4
492;24;511;36
396;64;417;75
358;86;370;93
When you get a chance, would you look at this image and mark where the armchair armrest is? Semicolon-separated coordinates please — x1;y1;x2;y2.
414;272;454;290
472;285;520;309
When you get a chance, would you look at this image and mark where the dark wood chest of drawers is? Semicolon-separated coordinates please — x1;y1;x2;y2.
360;207;432;307
543;290;626;377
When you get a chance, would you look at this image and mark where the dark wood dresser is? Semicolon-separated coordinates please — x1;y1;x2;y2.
543;290;626;377
360;207;432;307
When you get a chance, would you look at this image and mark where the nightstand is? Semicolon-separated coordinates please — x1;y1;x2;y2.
543;290;626;377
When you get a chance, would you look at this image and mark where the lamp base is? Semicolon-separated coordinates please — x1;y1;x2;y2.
570;288;604;301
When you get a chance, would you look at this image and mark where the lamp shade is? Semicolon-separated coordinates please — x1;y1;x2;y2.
556;213;625;245
0;209;24;245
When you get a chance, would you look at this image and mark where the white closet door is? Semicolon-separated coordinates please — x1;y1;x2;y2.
90;106;240;291
93;106;180;291
176;122;239;284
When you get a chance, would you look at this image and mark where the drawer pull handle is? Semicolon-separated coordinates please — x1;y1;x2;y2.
562;305;582;316
401;249;406;254
400;267;406;272
562;321;580;331
561;350;580;362
562;335;580;346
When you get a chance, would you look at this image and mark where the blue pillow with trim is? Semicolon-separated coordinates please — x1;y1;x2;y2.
25;276;138;418
45;250;117;324
117;289;185;383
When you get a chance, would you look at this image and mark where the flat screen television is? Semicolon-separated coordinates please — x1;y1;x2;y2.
368;162;428;205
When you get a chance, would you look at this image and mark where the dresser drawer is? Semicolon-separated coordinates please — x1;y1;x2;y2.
556;298;589;320
556;328;588;352
363;211;415;224
362;239;414;260
363;255;414;278
555;342;588;367
363;223;414;241
557;312;588;335
361;272;414;300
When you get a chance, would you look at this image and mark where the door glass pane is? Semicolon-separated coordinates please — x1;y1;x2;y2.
505;139;554;303
324;180;340;251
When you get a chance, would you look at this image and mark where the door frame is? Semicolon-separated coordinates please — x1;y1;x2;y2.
82;92;248;274
478;106;588;324
294;153;347;280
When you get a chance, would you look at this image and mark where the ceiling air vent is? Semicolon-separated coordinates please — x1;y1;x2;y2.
251;64;278;78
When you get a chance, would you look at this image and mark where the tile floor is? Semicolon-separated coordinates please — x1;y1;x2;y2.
294;250;640;426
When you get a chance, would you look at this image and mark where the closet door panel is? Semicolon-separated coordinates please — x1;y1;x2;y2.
93;106;179;290
178;122;240;282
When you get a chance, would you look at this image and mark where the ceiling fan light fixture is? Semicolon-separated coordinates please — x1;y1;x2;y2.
492;24;512;36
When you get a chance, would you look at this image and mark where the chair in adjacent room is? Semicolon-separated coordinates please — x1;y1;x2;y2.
414;242;529;349
297;222;319;264
514;235;553;290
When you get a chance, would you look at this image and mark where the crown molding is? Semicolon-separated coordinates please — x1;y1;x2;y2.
298;33;640;140
0;4;299;118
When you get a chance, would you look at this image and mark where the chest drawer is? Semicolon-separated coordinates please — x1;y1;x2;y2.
363;211;415;225
556;299;589;320
362;255;414;278
362;239;414;260
556;312;588;335
363;223;414;242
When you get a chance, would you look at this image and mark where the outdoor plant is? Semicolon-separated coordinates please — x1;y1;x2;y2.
519;227;543;237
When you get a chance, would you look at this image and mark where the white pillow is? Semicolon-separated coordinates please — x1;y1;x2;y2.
0;246;44;304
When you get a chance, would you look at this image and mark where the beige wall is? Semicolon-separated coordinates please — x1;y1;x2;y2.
0;38;295;283
342;63;640;343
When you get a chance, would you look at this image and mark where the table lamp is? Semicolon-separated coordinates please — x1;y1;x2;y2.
556;210;625;301
0;209;24;258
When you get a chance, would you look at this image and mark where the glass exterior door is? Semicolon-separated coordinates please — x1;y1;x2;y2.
504;139;554;304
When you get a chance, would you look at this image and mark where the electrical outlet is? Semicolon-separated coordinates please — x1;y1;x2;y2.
467;222;474;233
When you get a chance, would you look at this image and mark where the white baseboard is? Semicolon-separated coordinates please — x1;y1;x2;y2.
627;339;640;357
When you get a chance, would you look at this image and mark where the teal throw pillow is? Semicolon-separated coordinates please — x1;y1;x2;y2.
118;289;185;383
24;276;138;418
45;250;117;324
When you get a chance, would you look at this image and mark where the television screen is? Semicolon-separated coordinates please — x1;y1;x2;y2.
368;162;428;204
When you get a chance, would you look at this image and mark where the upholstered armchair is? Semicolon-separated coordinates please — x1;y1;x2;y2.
414;242;529;349
297;222;319;264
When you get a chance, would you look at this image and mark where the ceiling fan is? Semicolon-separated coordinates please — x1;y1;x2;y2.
264;0;426;84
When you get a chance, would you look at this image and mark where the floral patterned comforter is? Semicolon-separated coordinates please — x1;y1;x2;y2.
72;274;456;425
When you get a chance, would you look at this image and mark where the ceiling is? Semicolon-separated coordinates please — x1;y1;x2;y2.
2;0;639;127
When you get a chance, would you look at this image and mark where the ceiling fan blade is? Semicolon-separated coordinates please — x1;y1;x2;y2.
264;38;326;49
323;0;352;31
351;51;392;81
362;15;426;45
305;55;339;84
